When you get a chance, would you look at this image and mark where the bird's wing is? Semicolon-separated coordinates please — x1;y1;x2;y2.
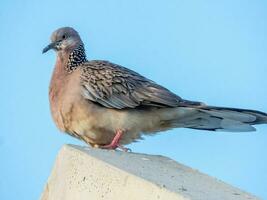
80;60;184;109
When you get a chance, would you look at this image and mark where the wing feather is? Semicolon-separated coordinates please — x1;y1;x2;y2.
80;60;182;109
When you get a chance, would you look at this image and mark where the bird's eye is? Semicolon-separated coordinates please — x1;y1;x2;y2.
62;35;66;39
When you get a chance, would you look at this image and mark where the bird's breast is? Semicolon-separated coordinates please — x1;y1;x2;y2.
49;61;82;132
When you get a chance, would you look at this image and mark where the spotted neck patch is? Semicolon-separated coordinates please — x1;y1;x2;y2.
66;44;87;72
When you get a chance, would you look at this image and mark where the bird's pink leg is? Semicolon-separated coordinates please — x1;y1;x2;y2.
99;130;130;152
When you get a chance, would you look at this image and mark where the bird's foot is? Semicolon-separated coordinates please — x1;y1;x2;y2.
98;130;131;152
117;145;132;152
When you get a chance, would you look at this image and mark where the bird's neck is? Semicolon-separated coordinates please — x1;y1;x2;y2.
60;44;87;73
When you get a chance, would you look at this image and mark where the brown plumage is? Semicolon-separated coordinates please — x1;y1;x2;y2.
43;27;267;150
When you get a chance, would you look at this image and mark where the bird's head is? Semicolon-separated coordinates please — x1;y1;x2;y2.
42;27;83;54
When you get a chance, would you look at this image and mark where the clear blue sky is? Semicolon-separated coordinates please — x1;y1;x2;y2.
0;0;266;199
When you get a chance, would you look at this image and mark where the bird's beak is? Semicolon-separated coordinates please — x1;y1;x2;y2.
42;42;57;54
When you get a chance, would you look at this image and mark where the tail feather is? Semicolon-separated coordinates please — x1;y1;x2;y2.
203;106;267;124
180;106;267;132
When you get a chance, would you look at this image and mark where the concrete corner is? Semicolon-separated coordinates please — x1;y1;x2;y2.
40;144;260;200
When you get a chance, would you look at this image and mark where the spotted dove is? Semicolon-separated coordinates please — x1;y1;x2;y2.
43;27;267;151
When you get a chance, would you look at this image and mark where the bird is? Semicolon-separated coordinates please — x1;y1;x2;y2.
43;27;267;151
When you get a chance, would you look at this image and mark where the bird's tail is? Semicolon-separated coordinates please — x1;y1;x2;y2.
176;104;267;132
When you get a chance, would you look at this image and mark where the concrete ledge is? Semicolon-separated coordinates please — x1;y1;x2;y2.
40;144;259;200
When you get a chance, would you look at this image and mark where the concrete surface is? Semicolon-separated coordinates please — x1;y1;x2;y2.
40;144;260;200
